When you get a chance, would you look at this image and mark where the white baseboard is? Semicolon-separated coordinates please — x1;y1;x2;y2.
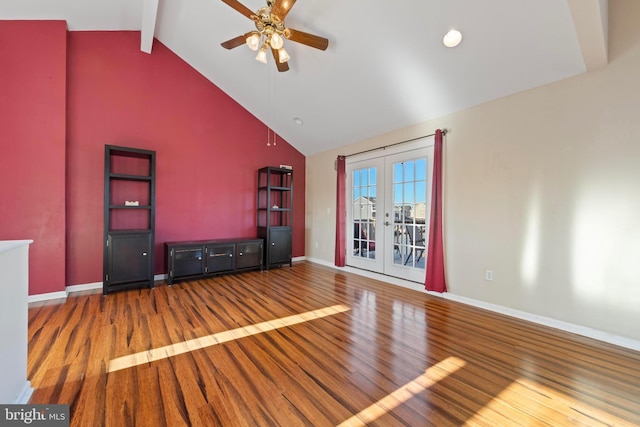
438;292;640;352
15;381;33;404
30;274;170;302
65;281;102;295
27;291;67;303
306;258;640;353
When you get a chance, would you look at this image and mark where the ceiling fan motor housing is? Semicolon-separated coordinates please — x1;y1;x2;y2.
254;7;285;35
220;0;329;71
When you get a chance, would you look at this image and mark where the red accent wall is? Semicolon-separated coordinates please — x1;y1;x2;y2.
0;21;67;295
66;31;305;286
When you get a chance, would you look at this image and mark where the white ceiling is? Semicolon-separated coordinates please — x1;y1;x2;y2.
2;0;608;155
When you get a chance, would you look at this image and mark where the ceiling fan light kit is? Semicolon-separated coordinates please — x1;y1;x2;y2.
270;32;284;49
277;47;290;63
246;32;261;50
221;0;329;72
256;47;268;63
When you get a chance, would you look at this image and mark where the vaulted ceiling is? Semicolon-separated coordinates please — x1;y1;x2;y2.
3;0;608;155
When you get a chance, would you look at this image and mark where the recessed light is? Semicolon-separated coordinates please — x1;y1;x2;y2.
443;29;462;48
293;117;304;125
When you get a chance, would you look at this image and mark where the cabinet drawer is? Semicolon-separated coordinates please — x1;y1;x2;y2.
237;242;262;270
207;244;235;273
171;247;204;278
175;248;203;261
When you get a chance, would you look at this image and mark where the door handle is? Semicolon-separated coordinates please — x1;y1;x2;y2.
385;221;390;226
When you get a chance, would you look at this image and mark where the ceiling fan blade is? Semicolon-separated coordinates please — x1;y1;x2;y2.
272;0;297;20
221;32;252;49
220;0;255;19
271;48;290;72
285;28;329;51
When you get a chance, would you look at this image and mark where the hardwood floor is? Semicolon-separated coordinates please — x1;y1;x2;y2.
28;262;640;426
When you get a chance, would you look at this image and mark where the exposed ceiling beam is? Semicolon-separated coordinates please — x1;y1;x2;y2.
141;0;159;53
567;0;608;70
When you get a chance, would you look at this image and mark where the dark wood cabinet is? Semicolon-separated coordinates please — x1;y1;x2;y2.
103;145;156;294
257;167;293;269
265;226;292;266
166;238;263;284
106;232;153;286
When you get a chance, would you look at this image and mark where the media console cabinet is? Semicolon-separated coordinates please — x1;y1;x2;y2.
165;238;263;285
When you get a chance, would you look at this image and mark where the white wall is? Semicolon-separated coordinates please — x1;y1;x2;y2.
305;0;640;342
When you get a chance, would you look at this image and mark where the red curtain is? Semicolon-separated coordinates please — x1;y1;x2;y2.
425;130;447;292
335;156;346;266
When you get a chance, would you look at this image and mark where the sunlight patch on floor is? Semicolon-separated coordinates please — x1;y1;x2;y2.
108;304;351;372
465;376;632;426
337;356;466;426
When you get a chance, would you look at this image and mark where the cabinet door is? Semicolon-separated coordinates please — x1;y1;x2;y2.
107;233;152;285
236;241;262;270
269;227;291;265
170;246;205;279
207;244;235;273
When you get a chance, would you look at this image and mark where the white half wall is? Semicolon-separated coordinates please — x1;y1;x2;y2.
0;240;33;404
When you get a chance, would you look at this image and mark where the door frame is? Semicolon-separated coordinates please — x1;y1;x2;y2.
345;136;435;282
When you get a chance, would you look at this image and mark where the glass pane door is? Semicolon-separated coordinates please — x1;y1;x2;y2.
383;150;431;283
346;158;384;273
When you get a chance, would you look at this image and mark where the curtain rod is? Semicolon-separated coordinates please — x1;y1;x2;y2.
342;129;447;158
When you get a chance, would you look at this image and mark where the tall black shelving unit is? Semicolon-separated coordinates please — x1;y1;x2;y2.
103;145;156;294
257;166;293;269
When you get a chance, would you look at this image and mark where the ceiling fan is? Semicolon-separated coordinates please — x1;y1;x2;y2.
220;0;329;72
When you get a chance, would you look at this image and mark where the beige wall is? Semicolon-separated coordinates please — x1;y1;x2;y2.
305;0;640;341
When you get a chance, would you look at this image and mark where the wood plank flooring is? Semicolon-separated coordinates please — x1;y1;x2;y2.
28;262;640;426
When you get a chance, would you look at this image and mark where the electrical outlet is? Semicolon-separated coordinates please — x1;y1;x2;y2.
485;270;494;281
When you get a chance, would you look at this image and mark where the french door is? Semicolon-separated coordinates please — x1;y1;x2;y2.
346;138;434;283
